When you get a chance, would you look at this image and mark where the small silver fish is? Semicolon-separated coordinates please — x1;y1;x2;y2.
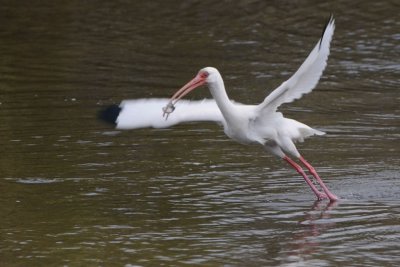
162;102;175;120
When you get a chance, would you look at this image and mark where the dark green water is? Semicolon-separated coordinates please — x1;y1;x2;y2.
1;1;399;266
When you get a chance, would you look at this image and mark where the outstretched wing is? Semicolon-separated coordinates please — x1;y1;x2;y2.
100;98;224;129
256;16;335;115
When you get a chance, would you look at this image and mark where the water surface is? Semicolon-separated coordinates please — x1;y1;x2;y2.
1;0;399;266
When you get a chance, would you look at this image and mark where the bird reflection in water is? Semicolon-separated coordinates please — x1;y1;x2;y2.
285;201;338;262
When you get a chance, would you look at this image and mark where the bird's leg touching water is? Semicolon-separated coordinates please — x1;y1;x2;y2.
299;157;339;201
283;156;328;200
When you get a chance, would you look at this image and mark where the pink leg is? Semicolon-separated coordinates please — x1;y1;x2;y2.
299;156;338;201
283;156;327;200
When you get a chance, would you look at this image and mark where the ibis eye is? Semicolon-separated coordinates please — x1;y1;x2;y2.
200;72;209;79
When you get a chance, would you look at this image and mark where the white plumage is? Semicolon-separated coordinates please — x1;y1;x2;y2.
257;17;335;114
103;16;338;201
116;98;223;129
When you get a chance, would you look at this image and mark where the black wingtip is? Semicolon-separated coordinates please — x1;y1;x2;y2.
98;104;121;125
319;14;334;50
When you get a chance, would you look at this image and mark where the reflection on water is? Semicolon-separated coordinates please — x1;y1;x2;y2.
282;201;338;265
1;0;399;266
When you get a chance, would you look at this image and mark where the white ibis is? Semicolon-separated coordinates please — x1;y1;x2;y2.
101;16;338;201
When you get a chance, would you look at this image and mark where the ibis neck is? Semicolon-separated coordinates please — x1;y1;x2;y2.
208;75;236;122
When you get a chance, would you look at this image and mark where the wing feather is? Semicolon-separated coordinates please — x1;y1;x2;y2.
256;16;335;115
115;98;224;129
